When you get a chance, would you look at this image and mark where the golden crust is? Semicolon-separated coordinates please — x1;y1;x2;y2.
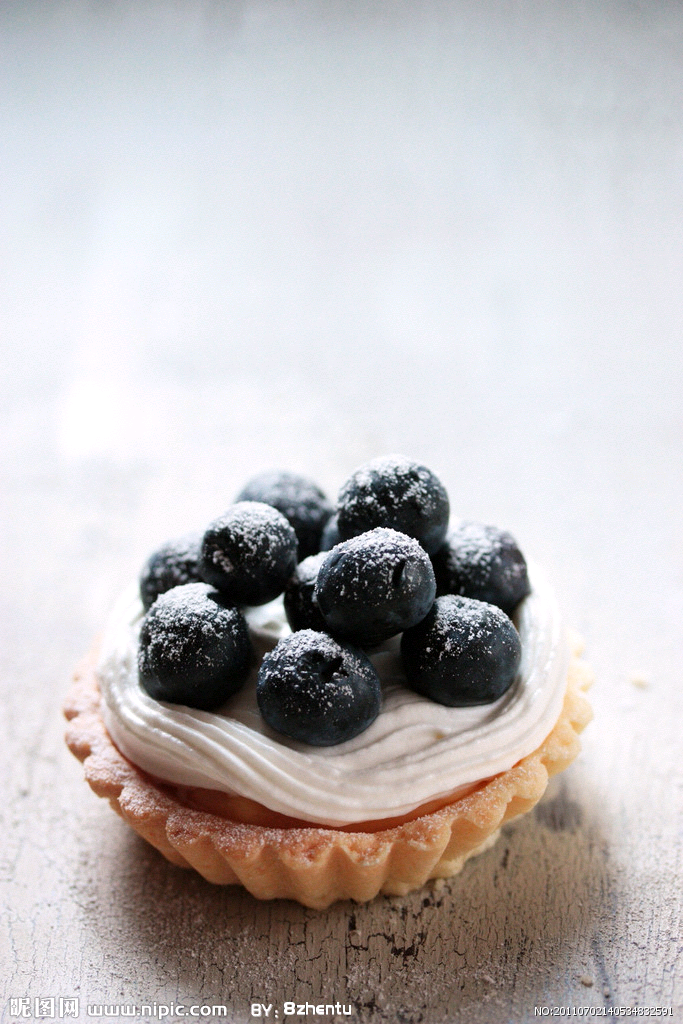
64;646;593;909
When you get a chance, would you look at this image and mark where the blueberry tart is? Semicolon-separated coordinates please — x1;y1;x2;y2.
65;459;592;908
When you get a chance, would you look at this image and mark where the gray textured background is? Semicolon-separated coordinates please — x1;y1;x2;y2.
2;2;682;1021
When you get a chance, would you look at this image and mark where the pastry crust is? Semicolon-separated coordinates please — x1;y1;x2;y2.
64;644;593;909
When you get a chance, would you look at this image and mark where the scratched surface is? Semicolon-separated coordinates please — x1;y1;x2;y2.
2;2;682;1022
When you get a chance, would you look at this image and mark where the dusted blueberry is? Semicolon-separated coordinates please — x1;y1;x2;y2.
319;512;340;552
283;553;328;633
431;521;530;615
235;471;333;560
139;534;202;611
200;501;298;606
138;583;252;711
315;528;436;648
401;595;521;706
256;630;381;745
337;455;449;555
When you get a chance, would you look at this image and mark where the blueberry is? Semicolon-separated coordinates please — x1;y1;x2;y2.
283;553;328;633
256;630;381;745
315;528;436;648
401;595;521;706
139;534;203;611
235;471;333;560
337;455;450;555
431;521;530;615
138;583;253;711
200;501;298;606
319;512;340;552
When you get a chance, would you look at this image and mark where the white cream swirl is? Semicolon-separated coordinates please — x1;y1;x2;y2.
98;564;568;827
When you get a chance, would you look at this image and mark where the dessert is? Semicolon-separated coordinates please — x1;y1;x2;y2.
64;458;593;909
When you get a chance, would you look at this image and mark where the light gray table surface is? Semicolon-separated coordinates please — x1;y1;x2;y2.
2;3;682;1022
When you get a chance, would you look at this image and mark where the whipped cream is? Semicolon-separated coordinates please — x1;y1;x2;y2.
98;564;568;827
